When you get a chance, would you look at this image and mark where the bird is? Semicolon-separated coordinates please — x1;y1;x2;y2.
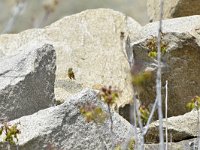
67;68;75;80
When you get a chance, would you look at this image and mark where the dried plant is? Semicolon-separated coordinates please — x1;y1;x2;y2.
0;122;20;145
80;103;107;124
146;35;167;59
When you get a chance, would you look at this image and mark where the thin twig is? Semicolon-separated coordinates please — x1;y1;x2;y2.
132;96;139;150
133;94;144;150
170;133;173;150
107;104;114;149
157;0;164;149
107;104;113;133
197;108;200;150
7;143;10;150
143;98;158;135
165;80;168;150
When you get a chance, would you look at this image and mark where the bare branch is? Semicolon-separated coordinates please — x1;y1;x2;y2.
143;98;158;135
157;0;164;149
165;80;168;150
197;109;200;149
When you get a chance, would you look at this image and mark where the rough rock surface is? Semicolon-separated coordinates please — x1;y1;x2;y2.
0;9;142;108
127;16;200;116
145;110;200;143
145;138;198;150
139;15;200;43
147;0;200;21
0;89;135;150
0;44;56;121
131;32;200;117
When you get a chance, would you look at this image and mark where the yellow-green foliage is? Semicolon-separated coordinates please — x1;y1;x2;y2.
128;138;135;150
146;36;167;58
114;145;122;150
139;105;150;125
99;86;120;106
0;122;20;145
132;71;153;87
186;96;200;111
80;104;107;124
114;138;135;150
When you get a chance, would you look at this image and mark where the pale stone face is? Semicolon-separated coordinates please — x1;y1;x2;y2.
0;89;135;150
0;9;142;108
147;0;200;21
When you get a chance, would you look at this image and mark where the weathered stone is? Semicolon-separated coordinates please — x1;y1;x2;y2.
131;31;200;117
147;0;200;22
146;110;200;143
0;44;56;121
0;9;142;108
145;138;198;150
139;15;200;43
0;89;135;150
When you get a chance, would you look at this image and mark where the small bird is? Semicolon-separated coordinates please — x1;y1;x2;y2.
67;68;75;80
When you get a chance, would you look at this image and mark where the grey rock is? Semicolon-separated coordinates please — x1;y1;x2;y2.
0;9;142;109
0;89;135;150
146;110;200;143
147;0;200;22
145;138;198;150
139;15;200;43
131;31;200;117
0;44;56;121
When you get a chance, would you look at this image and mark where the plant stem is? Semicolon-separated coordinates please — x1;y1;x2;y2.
165;80;168;150
157;0;164;149
170;133;172;150
133;95;144;150
107;104;114;149
132;99;139;149
107;104;113;134
143;98;158;135
7;142;10;150
197;109;200;150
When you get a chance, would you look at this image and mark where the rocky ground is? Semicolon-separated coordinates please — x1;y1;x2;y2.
0;0;200;150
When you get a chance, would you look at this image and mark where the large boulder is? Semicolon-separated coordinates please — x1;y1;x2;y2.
131;32;200;117
145;110;200;143
127;16;200;117
0;9;142;108
0;89;135;150
0;44;56;121
147;0;200;21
